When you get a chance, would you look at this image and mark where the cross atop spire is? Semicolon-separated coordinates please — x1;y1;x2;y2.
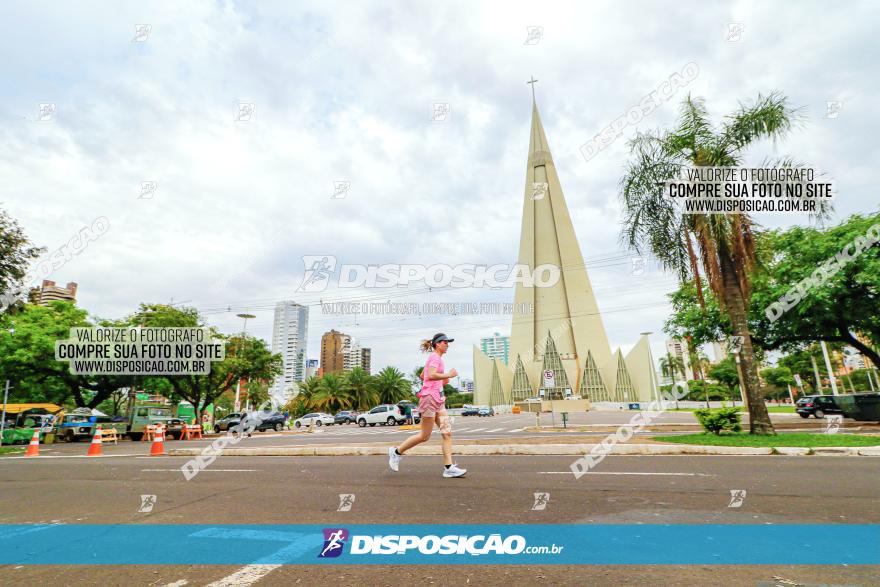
527;76;538;102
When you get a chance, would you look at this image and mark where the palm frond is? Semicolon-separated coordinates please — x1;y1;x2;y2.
720;92;802;152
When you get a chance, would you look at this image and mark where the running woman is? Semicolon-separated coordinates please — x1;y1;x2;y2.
388;333;466;478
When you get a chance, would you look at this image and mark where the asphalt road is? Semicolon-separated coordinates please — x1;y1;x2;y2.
0;452;877;586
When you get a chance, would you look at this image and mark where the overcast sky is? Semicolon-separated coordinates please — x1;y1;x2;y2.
1;0;877;382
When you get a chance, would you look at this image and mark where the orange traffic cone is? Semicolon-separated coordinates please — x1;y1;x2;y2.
86;425;104;457
24;429;41;457
149;424;166;456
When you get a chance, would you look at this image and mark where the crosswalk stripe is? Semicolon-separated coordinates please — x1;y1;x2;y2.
486;428;505;432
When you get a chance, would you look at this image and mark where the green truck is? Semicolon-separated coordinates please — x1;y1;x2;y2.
1;404;62;445
127;405;186;440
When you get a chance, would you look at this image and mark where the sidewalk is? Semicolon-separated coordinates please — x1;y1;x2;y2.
168;434;880;458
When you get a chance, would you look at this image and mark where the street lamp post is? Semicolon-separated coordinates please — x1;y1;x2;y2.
234;314;256;412
820;341;839;396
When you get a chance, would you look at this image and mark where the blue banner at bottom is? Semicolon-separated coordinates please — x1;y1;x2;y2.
0;524;876;565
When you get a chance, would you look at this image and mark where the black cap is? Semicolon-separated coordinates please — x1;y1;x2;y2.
432;333;454;346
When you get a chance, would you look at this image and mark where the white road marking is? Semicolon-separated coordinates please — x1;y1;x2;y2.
206;564;280;587
3;454;142;459
466;428;487;432
537;471;714;476
487;428;505;433
141;469;257;472
160;580;189;587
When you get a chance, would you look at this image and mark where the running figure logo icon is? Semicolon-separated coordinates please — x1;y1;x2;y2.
726;335;744;355
337;494;355;512
532;492;550;510
824;415;842;434
318;528;349;558
138;494;157;513
727;489;747;508
297;255;337;292
530;182;548;200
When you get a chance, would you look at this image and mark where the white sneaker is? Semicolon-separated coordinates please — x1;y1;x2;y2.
388;447;401;472
443;464;467;478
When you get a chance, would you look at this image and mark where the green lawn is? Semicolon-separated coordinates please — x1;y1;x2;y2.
653;432;880;447
0;446;25;455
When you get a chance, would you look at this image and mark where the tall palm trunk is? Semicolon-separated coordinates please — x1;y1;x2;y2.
717;244;774;434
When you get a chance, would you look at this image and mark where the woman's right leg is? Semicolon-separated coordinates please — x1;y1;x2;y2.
396;415;434;454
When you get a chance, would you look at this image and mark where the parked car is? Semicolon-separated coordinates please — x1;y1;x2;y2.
242;411;287;432
214;412;244;433
357;405;405;427
478;406;495;417
461;406;480;417
334;411;358;425
293;413;335;428
835;393;880;422
796;395;843;419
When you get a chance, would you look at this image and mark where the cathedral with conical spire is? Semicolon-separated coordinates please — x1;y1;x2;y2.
472;84;659;407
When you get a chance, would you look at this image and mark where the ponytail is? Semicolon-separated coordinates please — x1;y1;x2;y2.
419;339;433;352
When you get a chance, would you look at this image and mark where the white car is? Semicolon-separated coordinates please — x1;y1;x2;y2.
357;405;405;427
293;412;335;428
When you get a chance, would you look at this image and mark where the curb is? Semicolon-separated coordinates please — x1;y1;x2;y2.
162;443;880;457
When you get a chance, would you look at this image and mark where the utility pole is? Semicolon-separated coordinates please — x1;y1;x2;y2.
810;354;824;394
0;380;10;446
234;313;256;413
820;341;839;396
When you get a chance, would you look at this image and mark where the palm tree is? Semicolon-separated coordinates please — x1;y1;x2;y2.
411;366;425;393
372;366;414;405
345;367;379;411
296;376;320;406
660;353;686;408
312;373;351;413
620;93;812;434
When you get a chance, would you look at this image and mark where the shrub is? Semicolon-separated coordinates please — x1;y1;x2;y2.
693;407;742;435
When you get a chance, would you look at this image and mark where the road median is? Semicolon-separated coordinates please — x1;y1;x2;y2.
167;443;846;457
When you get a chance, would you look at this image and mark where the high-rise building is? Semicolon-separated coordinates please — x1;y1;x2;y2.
29;280;78;305
472;90;656;406
321;329;350;374
459;378;475;393
343;343;372;374
665;339;693;380
270;301;309;402
480;332;510;366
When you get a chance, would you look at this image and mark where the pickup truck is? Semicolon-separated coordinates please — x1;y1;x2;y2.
127;405;185;440
56;413;125;442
